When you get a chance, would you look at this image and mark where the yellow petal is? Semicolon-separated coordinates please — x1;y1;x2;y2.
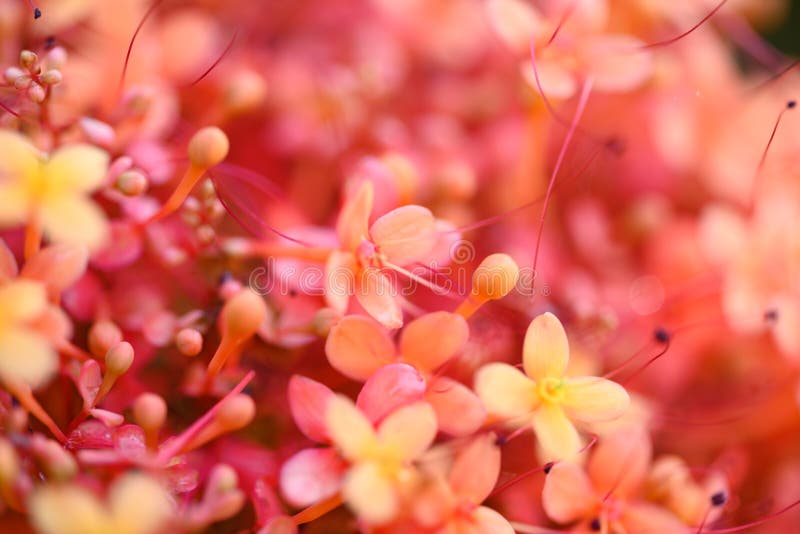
0;182;30;226
0;328;57;389
109;474;173;534
326;395;378;461
377;402;437;461
0;130;40;186
355;268;403;329
44;144;109;193
39;196;109;251
343;461;399;525
531;403;582;462
523;312;569;381
0;280;47;323
474;363;537;419
369;205;437;265
542;462;596;524
562;377;630;423
336;182;373;251
29;483;109;534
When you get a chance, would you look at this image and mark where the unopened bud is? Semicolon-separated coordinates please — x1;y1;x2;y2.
4;67;24;84
207;463;239;494
220;290;267;340
27;83;45;103
472;253;519;301
88;320;123;358
116;170;148;196
176;328;203;356
79;117;116;147
19;50;38;69
41;69;62;85
46;46;67;69
216;394;256;431
133;392;167;431
187;127;229;168
105;341;134;376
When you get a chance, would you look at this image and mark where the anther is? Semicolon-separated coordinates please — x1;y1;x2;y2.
711;491;727;507
34;7;41;19
787;100;796;109
764;309;779;322
543;462;554;474
590;518;601;531
654;327;671;344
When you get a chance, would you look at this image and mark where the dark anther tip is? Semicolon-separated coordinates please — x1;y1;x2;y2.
34;8;42;19
543;462;554;474
788;100;797;109
711;491;727;507
654;327;671;344
494;435;508;446
590;517;602;531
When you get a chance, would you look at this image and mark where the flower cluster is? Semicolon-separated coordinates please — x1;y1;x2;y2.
0;0;799;533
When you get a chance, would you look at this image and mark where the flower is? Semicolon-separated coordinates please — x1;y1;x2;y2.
0;130;110;251
326;395;438;525
29;473;173;534
474;312;629;460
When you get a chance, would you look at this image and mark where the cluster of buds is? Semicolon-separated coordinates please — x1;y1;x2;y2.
3;48;65;104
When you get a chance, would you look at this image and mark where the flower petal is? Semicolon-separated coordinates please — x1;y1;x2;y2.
40;196;109;251
377;402;437;461
522;59;578;101
0;328;57;389
0;280;47;323
325;315;395;381
0;240;18;282
523;312;569;381
369;205;436;265
0;182;29;226
108;474;173;534
324;250;355;314
542;462;596;524
336;182;373;251
0;130;40;185
355;268;403;329
29;484;109;534
531;403;582;462
400;311;468;372
470;506;515;534
621;502;686;533
486;0;543;52
588;426;651;499
474;363;537;419
326;395;377;462
426;377;485;436
562;376;630;423
357;363;426;425
448;433;500;505
342;461;398;525
45;144;110;193
280;448;346;507
288;375;335;442
579;35;653;93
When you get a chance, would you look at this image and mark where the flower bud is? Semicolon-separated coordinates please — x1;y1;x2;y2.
19;50;38;69
471;253;519;301
4;67;24;84
187;127;229;168
88;320;123;358
176;328;203;356
220;290;267;340
116;170;148;196
41;69;62;85
133;392;167;432
216;394;256;431
105;341;134;376
27;83;45;103
79;117;116;147
46;46;67;69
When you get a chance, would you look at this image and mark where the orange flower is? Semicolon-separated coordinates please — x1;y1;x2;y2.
474;312;629;460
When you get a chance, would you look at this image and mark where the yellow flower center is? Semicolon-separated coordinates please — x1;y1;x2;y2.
537;376;566;404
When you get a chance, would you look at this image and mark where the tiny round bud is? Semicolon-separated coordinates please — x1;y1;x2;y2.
220;289;267;340
187;127;229;168
216;394;256;431
27;83;46;103
471;253;520;301
196;224;216;244
208;464;239;493
41;69;62;85
46;46;67;69
133;392;167;431
105;341;134;375
79;117;116;147
224;69;267;114
20;50;38;69
116;170;148;196
88;320;123;358
176;328;203;356
14;75;31;91
4;67;24;84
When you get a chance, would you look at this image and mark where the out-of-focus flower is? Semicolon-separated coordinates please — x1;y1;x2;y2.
0;130;110;251
475;312;629;460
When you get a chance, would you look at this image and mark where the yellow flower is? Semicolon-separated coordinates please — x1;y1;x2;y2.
475;312;629;461
29;473;173;534
0;280;57;388
0;130;110;251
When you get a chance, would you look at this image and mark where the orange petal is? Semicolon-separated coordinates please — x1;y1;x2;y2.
448;433;500;505
324;250;355;314
426;377;485;436
354;268;403;329
280;447;346;507
369;205;436;265
326;395;377;461
699;205;747;265
377;402;437;461
542;462;597;524
531;403;582;462
522;59;578;101
772;296;800;359
588;427;651;500
0;239;18;282
336;182;373;251
400;312;468;372
579;35;653;93
523;312;569;381
562;377;630;423
486;0;543;52
621;502;685;533
357;363;426;424
325;315;395;380
470;505;515;534
288;375;336;442
474;363;537;419
0;280;47;323
342;461;398;525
